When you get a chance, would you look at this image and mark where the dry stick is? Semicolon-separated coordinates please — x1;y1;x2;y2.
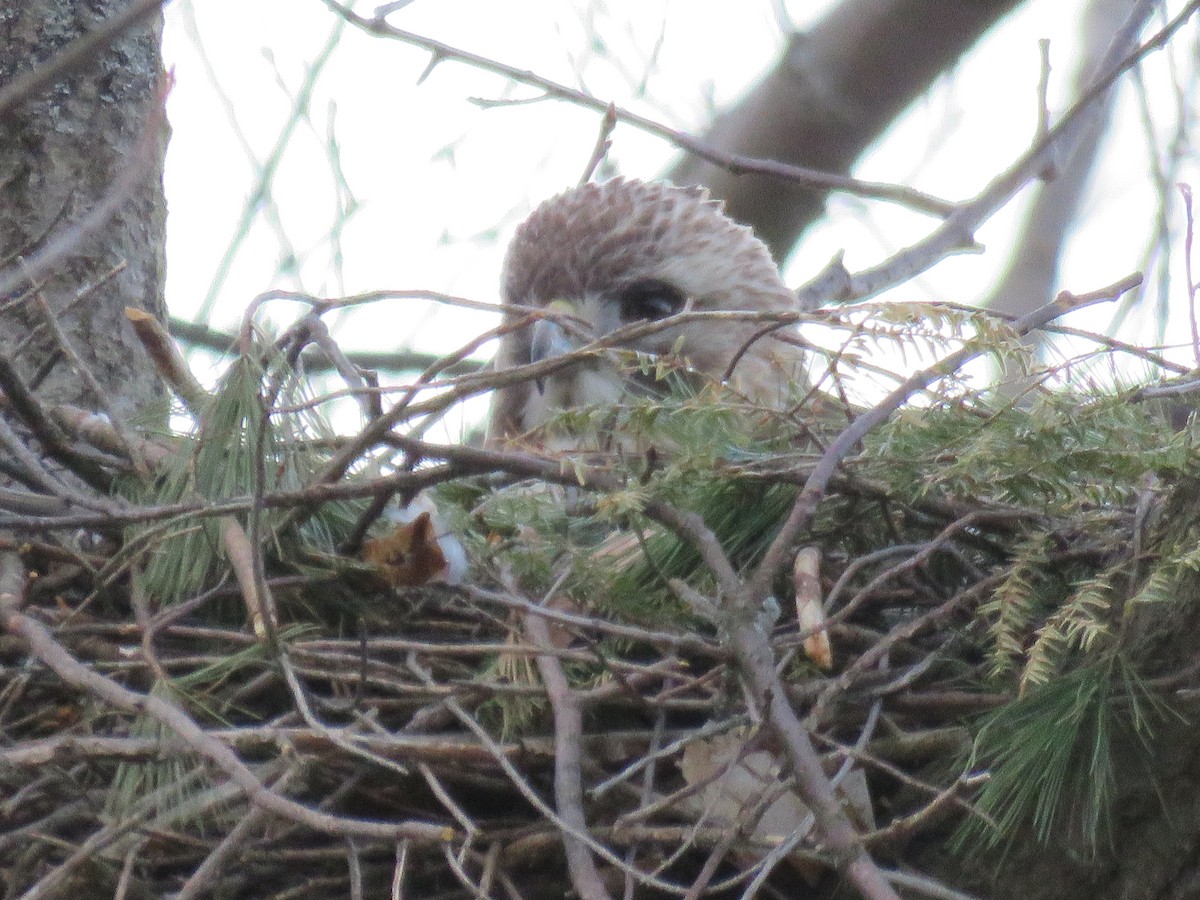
126;307;212;416
0;565;452;845
0;490;72;517
672;746;816;898
280;646;420;783
172;769;299;900
0;414;111;512
46;401;173;467
681;830;742;900
392;840;410;900
825;511;1017;629
301;315;378;420
252;286;510;316
579;102;618;186
114;843;141;900
746;273;1142;609
749;707;884;896
728;621;901;900
419;763;478;842
879;870;981;900
14;810;150;900
377;307;820;437
508;823;823;868
0;356;111;490
797;0;1193;307
525;610;615;900
592;718;747;802
319;1;956;218
27;287;149;475
299;634;698;670
440;843;490;899
129;577;173;685
348;839;365;900
811;576;1005;729
814;737;986;844
405;655;691;896
669;576;899;896
27;282;141;448
169;313;480;376
246;426;898;898
1180;185;1200;367
0;802;91;858
245;306;815;454
623;700;670;900
305;314;532;492
0;461;454;531
824;543;932;612
3;723;653;769
268;382;409;415
473;581;721;654
222;516;271;639
717;277;1140;900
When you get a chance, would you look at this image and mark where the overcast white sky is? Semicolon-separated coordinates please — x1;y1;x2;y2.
159;0;1198;423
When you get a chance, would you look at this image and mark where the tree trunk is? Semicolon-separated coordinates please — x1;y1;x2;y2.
667;0;1026;262
0;0;167;420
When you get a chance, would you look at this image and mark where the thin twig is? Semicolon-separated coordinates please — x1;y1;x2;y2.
797;0;1192;307
747;273;1141;609
319;0;958;218
579;102;618;186
526;608;615;900
0;578;454;844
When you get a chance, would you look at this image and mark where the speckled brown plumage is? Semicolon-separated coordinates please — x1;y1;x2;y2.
502;179;794;315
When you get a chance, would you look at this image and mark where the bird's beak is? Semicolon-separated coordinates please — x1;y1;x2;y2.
530;300;580;394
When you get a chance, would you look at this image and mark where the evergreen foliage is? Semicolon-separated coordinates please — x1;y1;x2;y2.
7;308;1200;896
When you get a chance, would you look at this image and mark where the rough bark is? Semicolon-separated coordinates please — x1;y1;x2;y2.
0;0;167;420
667;0;1027;262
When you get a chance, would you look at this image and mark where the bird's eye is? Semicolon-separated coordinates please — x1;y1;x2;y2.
615;279;686;322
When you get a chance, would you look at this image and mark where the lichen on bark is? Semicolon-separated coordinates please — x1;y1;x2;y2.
0;0;167;421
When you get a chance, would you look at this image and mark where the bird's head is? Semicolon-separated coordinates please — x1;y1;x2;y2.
488;178;803;447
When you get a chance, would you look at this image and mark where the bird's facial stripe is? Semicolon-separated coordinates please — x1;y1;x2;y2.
612;279;686;323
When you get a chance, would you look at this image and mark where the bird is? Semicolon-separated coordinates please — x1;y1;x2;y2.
487;178;810;449
482;180;850;891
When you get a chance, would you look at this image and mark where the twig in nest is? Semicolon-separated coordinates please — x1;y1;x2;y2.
525;606;613;900
0;569;454;844
126;307;212;416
